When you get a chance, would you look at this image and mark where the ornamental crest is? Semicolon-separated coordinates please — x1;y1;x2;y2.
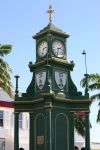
55;71;67;89
36;71;46;89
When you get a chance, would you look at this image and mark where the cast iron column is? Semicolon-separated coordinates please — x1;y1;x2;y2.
14;112;19;150
70;112;74;150
29;112;34;150
46;106;52;150
85;112;90;150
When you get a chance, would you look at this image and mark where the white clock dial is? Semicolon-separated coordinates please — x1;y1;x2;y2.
36;71;46;89
52;40;64;58
38;41;48;57
55;71;67;89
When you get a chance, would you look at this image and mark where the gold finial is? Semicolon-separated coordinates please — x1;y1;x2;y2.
47;5;54;24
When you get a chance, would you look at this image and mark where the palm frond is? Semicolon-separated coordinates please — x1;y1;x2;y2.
90;93;100;101
0;73;11;84
0;43;13;97
0;58;12;73
80;78;86;87
80;73;100;89
88;74;100;81
89;83;100;91
81;73;100;124
74;115;85;136
0;44;12;57
96;109;100;122
0;80;13;98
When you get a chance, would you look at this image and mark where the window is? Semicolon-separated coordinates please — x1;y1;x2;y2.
4;111;9;129
0;111;3;127
25;113;29;129
19;113;22;128
10;113;14;128
0;139;5;150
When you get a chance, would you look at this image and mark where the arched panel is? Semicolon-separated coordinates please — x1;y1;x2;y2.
34;113;46;150
55;113;69;150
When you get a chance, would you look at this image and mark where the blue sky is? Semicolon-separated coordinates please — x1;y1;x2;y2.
0;0;100;143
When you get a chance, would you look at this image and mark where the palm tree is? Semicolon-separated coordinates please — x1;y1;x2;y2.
81;73;100;122
0;44;13;97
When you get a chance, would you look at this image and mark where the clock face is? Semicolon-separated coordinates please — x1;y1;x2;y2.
52;40;64;58
38;41;48;57
36;71;46;89
55;71;67;89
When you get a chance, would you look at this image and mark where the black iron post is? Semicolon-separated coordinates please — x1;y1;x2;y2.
14;74;20;97
82;50;88;95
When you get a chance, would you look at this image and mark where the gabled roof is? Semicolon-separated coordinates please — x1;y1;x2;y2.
33;23;69;39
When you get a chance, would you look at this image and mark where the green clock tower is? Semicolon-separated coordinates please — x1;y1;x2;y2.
13;6;91;150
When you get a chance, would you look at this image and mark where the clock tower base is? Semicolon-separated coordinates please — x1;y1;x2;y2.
13;92;90;150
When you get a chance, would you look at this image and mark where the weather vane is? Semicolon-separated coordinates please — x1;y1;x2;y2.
47;5;54;24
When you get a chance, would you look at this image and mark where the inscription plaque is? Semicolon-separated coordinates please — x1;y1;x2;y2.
37;136;44;145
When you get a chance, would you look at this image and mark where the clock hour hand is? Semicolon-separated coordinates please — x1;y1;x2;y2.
41;47;47;55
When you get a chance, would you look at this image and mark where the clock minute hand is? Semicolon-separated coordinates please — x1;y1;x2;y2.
57;47;62;52
57;47;62;50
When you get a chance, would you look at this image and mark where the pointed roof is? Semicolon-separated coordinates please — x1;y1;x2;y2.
33;23;69;39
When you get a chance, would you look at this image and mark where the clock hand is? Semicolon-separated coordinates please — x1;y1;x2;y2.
57;47;61;49
43;47;47;50
57;47;61;55
41;47;47;55
57;47;62;52
57;47;63;55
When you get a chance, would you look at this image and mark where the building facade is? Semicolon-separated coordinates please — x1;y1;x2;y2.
0;89;29;150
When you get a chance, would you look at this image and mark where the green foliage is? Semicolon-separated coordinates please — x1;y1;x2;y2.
74;115;85;136
97;109;100;122
0;44;13;97
81;74;100;90
0;44;12;56
81;73;100;123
